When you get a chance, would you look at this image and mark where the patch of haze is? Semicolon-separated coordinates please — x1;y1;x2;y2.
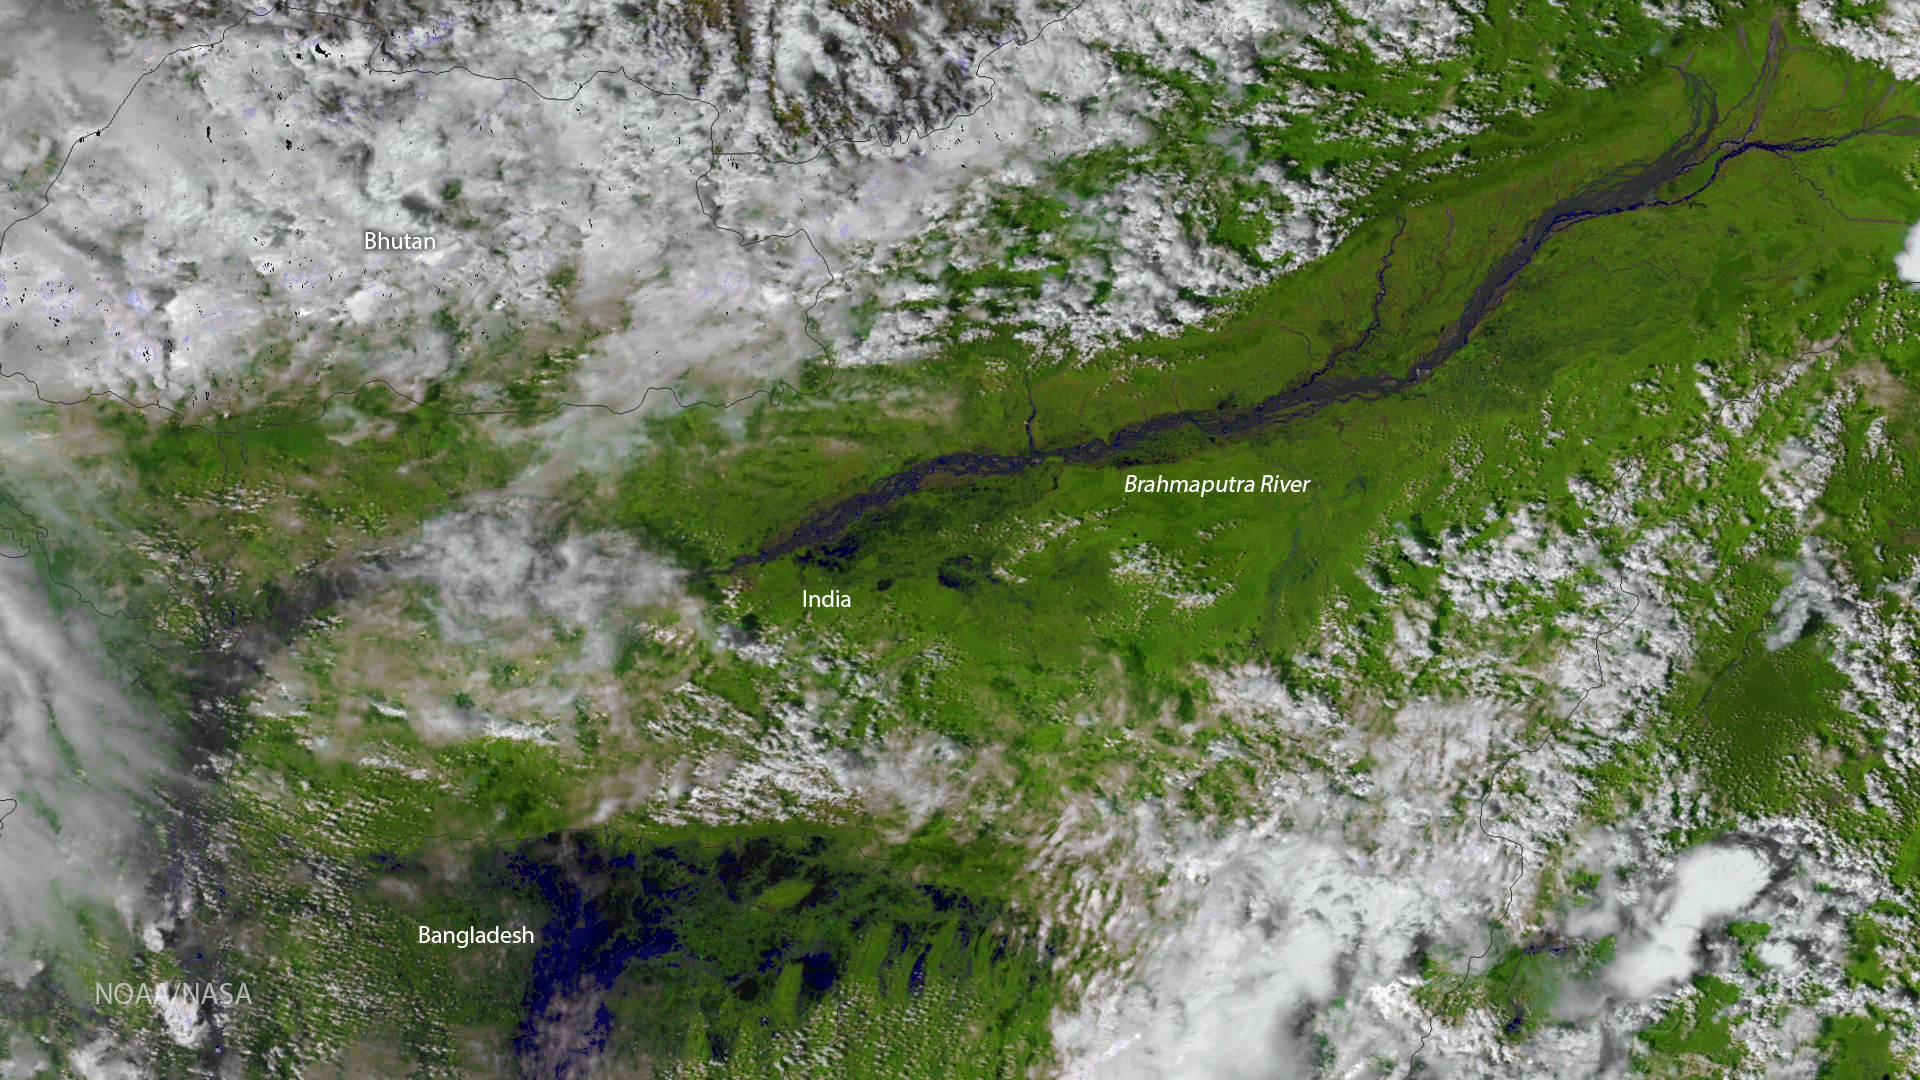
821;730;978;833
65;1036;143;1080
0;0;119;221
1766;538;1855;651
393;509;685;637
0;10;827;410
1345;0;1476;60
0;570;172;987
0;1032;52;1078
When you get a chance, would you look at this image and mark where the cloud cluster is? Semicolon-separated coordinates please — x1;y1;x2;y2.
0;0;1492;419
1056;833;1492;1080
1800;0;1920;80
394;509;683;635
1590;844;1774;999
1897;221;1920;286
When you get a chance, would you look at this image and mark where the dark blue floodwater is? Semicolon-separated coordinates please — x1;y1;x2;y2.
497;833;1034;1078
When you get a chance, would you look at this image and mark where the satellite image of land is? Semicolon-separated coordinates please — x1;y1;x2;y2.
3;0;1920;1076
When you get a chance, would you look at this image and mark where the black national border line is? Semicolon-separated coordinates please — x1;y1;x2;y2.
0;489;142;621
1405;570;1644;1073
0;0;1088;622
0;9;1857;1059
0;0;1090;352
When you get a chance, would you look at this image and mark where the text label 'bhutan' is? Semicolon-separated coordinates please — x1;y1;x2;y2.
365;231;438;250
1124;474;1314;496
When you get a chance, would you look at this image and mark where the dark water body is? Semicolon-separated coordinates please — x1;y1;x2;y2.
503;832;1036;1078
729;23;1919;572
510;838;677;1077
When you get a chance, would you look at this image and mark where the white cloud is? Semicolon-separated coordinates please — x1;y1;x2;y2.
0;0;1400;411
1897;221;1920;287
395;509;684;634
1056;836;1492;1080
1602;844;1772;999
1799;0;1920;81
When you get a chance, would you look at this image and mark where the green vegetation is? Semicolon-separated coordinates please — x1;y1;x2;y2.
1414;935;1615;1035
76;380;523;640
190;814;1055;1077
1817;1013;1904;1080
17;4;1920;1076
1689;631;1859;816
1728;921;1771;976
654;16;1920;820
1845;916;1894;991
1636;975;1745;1075
528;832;1056;1078
916;0;1737;317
